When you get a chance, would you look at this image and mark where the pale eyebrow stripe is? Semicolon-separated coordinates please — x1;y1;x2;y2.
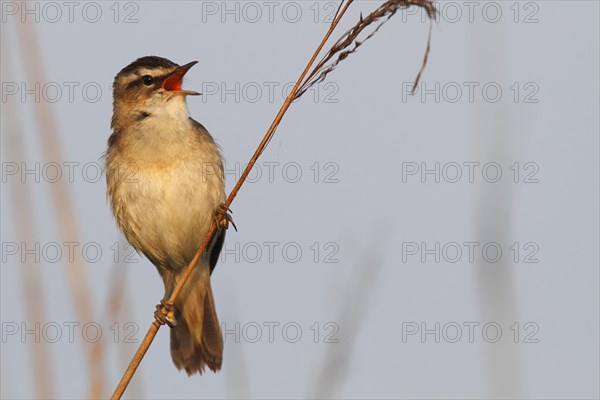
118;67;172;86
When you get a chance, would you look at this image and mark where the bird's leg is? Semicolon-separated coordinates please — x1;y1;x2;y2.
154;269;178;328
215;203;237;231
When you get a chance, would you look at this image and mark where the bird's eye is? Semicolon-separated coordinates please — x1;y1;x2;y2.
142;75;154;86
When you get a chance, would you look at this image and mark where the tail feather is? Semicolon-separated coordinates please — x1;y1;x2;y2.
200;280;223;369
170;270;223;375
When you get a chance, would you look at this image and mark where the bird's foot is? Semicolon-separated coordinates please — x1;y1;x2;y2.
154;300;177;328
215;203;237;231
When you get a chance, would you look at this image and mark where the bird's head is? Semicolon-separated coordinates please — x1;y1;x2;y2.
111;56;200;129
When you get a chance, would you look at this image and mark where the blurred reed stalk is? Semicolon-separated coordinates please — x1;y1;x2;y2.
311;247;385;398
13;8;104;397
466;18;523;397
103;244;144;399
1;34;55;400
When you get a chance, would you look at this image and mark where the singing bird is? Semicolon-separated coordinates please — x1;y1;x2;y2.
105;56;226;375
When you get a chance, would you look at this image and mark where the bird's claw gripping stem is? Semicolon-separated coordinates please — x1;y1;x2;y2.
154;300;177;328
216;203;237;231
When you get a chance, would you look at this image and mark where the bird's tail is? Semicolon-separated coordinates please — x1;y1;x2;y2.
170;268;223;375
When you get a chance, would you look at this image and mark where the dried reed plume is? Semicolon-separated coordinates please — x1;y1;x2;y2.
111;1;436;398
295;0;436;100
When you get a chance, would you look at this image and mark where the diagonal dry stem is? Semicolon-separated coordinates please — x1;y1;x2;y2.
111;3;353;397
111;1;436;398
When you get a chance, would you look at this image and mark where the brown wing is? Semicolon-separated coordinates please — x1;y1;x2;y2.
209;228;225;275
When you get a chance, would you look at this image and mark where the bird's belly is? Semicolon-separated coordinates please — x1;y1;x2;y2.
111;161;223;269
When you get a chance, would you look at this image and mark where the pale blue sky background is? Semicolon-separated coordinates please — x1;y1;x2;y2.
1;1;599;399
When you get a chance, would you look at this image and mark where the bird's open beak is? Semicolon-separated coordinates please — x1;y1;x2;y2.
162;61;201;96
